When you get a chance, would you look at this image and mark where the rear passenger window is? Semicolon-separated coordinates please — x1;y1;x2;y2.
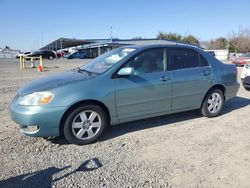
167;48;199;70
199;54;209;67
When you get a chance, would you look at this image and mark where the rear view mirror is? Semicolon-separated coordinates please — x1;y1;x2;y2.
117;67;135;76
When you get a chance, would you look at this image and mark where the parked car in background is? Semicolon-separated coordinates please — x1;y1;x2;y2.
205;50;216;56
232;53;250;66
10;45;239;145
16;51;32;58
56;50;70;58
65;51;88;59
56;51;64;58
241;63;250;90
28;50;56;60
229;53;244;61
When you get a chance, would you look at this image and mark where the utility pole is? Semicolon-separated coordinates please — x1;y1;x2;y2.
110;25;113;43
37;38;39;50
42;32;44;48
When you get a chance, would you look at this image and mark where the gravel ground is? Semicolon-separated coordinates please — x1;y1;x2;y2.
0;58;250;188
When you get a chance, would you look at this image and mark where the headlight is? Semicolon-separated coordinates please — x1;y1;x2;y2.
18;91;54;106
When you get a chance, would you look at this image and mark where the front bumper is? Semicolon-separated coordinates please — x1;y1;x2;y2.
233;62;245;66
242;76;250;89
10;102;66;137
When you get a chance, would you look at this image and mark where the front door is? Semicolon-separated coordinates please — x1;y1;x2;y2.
114;48;172;121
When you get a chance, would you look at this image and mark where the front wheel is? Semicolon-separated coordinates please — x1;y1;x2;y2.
201;89;224;117
243;86;250;91
63;104;107;145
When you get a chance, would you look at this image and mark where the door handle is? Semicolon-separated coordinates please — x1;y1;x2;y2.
160;75;170;82
201;71;211;76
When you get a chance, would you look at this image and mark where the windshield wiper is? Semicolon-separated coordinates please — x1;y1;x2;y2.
74;67;99;75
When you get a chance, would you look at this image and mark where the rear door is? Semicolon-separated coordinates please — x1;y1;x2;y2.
167;47;212;111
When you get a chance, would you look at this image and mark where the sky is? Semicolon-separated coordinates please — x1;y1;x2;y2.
0;0;249;51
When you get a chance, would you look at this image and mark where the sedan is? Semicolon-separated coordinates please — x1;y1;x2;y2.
65;51;88;59
232;53;250;66
16;51;32;58
11;45;240;145
29;50;56;60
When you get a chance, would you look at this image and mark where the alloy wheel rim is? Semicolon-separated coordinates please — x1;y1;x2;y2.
207;93;222;114
72;110;101;140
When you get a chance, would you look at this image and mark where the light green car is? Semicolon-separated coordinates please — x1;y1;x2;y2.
11;45;240;145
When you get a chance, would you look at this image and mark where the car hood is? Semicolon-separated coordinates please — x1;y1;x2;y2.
19;70;96;96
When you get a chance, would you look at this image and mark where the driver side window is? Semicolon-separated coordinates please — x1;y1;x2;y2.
125;48;164;75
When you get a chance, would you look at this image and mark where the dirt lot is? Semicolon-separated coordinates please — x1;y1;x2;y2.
0;58;249;187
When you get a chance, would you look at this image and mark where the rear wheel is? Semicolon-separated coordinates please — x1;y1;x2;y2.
201;89;224;117
48;56;54;60
63;104;107;145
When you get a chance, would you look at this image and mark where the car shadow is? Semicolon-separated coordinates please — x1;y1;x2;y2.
50;96;250;145
0;158;103;188
50;109;201;145
222;96;250;114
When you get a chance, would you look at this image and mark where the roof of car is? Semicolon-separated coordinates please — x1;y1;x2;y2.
121;44;201;50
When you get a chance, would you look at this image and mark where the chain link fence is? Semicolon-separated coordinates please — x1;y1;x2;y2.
0;50;19;59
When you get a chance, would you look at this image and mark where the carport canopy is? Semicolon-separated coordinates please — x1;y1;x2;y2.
39;38;103;51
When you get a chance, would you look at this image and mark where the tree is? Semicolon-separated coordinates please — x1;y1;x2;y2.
228;28;250;53
182;35;200;45
157;32;182;41
156;32;199;45
206;37;228;50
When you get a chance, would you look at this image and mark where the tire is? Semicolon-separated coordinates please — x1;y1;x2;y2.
48;56;54;60
243;86;250;91
201;89;224;117
63;104;107;145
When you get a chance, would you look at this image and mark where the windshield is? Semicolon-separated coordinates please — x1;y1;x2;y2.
33;51;40;55
80;47;136;73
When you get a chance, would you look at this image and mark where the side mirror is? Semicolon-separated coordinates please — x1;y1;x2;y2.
117;67;135;76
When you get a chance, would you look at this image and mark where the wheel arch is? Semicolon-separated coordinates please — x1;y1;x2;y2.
200;84;226;108
59;100;111;136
